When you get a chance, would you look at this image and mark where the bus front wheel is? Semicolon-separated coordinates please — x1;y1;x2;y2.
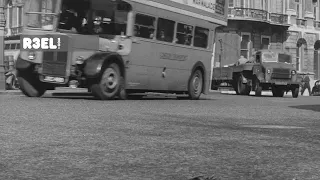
188;69;203;100
91;63;122;100
17;71;46;97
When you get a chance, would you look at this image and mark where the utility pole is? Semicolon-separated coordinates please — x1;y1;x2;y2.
0;0;6;90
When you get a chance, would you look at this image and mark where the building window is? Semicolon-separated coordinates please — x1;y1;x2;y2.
240;33;251;58
261;36;270;49
229;0;234;7
240;0;244;7
18;6;23;27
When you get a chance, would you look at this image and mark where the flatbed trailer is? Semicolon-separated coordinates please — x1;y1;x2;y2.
211;50;301;98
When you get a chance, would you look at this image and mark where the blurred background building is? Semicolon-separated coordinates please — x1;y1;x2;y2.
3;0;23;38
3;0;320;82
215;0;320;82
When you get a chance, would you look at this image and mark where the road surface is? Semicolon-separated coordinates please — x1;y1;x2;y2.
0;92;319;180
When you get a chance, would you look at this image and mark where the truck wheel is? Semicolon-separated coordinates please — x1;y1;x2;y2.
292;86;299;98
254;77;262;96
272;86;285;97
17;71;46;97
91;63;122;100
188;69;203;100
236;74;250;95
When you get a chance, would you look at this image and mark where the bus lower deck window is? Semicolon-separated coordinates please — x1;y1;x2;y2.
134;14;156;39
156;18;175;43
194;27;209;48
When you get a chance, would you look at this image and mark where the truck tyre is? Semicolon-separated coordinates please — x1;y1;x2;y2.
254;77;262;96
188;69;203;100
91;63;122;100
17;71;46;97
272;86;285;97
236;74;250;95
292;86;299;98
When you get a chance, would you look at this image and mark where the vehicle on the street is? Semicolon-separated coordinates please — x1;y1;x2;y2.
4;38;20;90
211;49;300;98
16;0;228;100
311;80;320;96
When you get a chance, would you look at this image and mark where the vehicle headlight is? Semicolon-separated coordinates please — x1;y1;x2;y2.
267;69;271;74
28;51;36;60
76;56;85;65
291;70;296;75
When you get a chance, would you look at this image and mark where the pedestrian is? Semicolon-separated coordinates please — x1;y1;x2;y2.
301;73;311;96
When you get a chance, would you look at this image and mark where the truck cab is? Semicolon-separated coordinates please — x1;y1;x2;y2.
240;49;300;97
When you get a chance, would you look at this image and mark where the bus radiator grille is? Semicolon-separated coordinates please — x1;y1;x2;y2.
42;51;68;77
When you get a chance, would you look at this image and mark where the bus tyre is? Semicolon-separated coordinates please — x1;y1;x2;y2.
17;71;46;97
188;69;203;100
292;86;299;98
91;63;122;100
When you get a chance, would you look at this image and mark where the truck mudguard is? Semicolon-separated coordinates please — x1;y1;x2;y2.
252;66;264;81
83;52;125;78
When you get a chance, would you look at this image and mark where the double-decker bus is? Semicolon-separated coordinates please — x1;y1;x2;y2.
16;0;228;100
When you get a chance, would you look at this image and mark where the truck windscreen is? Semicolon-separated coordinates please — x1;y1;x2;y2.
278;54;292;63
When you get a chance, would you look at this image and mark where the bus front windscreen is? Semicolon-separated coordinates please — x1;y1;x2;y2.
26;0;58;30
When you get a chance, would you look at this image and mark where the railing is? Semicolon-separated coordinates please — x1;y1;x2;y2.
228;7;268;21
228;7;291;26
269;13;289;25
296;19;307;27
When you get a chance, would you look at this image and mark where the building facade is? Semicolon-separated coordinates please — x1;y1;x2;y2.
215;0;320;81
3;0;24;38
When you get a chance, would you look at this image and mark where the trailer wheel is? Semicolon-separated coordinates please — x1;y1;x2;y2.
91;63;122;100
188;69;203;100
17;71;46;97
272;86;285;97
292;86;299;98
254;77;262;96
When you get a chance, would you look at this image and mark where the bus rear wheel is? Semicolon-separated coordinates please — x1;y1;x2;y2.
188;69;203;100
91;63;122;100
17;71;46;97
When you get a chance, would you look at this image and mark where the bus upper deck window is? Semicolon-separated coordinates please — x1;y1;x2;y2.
16;44;20;49
4;44;10;50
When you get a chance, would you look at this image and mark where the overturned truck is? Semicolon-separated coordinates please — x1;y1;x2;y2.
211;50;300;98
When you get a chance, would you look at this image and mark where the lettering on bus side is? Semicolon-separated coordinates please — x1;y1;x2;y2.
159;52;188;61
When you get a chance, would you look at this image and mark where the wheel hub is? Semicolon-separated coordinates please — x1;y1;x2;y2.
102;68;118;91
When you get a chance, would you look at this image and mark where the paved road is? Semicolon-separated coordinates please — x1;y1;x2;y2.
0;92;319;180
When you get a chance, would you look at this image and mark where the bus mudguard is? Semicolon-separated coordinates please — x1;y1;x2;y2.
83;52;125;78
190;61;207;93
15;55;34;71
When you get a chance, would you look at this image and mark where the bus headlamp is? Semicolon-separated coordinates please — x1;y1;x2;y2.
291;70;296;75
28;51;36;60
267;69;271;74
76;56;85;64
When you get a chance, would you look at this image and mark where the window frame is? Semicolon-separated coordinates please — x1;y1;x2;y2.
261;35;271;50
240;32;251;59
193;26;210;49
156;17;176;43
174;22;194;46
134;13;157;40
